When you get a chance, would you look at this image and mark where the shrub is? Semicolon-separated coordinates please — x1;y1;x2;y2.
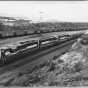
58;59;64;64
53;56;58;60
73;62;83;72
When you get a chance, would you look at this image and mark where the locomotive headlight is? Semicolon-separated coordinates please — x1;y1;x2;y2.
5;51;11;56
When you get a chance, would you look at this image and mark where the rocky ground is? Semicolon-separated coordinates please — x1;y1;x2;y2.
1;37;88;87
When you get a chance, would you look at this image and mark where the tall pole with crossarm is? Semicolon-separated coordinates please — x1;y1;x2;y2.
40;11;44;22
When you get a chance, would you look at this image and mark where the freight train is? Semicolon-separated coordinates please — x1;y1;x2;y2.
0;33;82;65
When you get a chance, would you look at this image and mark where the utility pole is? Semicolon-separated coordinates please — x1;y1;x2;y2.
40;11;44;22
38;11;44;34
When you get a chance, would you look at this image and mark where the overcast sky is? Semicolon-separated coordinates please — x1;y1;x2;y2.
0;1;88;22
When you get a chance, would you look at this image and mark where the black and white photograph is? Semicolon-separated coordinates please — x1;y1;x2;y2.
0;1;88;87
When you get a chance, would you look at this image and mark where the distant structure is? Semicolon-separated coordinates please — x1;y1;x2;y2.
0;16;31;26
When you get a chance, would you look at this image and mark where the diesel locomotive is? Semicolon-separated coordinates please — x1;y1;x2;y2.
0;33;82;65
